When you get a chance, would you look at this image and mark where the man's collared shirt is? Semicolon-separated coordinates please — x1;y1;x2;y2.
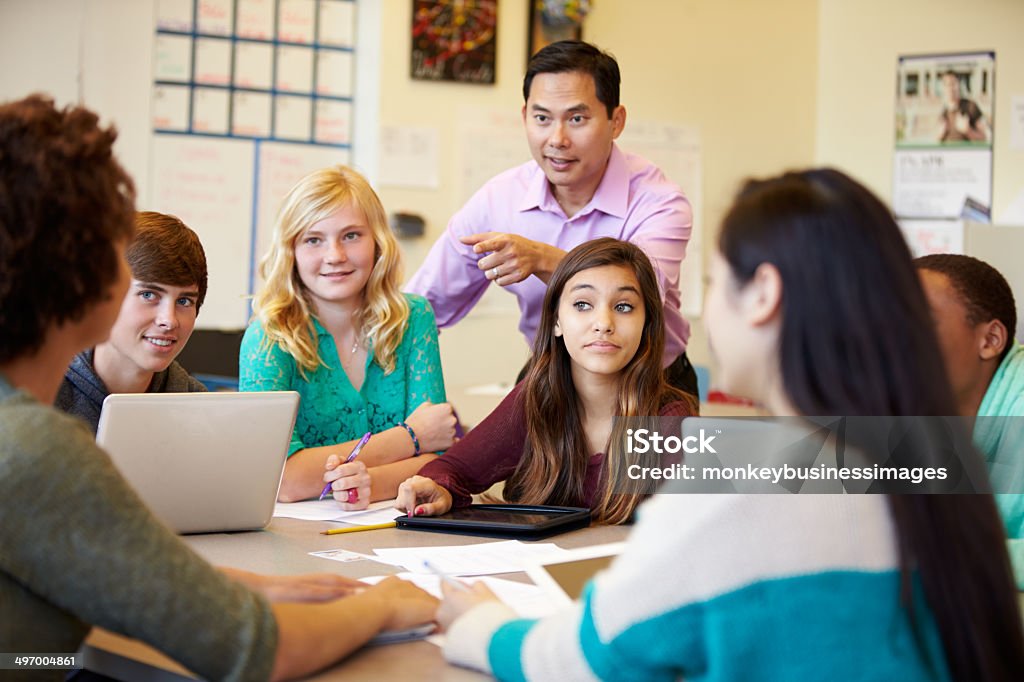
407;144;693;365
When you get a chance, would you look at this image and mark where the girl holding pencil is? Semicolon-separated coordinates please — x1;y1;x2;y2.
241;166;457;505
395;238;698;525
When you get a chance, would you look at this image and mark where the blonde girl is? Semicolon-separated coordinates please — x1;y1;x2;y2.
241;165;456;503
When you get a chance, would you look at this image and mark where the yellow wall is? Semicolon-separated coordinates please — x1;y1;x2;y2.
816;0;1024;221
588;0;819;241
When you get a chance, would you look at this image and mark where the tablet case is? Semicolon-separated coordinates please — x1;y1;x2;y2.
395;504;591;539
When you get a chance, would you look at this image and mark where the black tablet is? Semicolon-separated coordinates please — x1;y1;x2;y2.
395;504;591;539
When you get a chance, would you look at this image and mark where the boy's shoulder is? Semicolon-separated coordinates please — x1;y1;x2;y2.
157;361;208;393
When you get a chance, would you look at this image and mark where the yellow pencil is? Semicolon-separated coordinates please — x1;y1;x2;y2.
319;521;397;535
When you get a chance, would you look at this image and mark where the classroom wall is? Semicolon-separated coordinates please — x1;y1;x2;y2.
0;0;820;392
8;1;1020;395
0;0;155;200
816;0;1024;223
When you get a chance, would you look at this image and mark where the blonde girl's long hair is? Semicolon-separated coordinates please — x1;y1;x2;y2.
504;238;696;525
252;165;408;375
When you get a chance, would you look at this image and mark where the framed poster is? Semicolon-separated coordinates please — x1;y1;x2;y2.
527;0;588;60
411;1;497;84
893;52;994;220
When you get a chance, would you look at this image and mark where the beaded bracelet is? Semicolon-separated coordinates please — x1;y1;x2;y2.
399;421;421;456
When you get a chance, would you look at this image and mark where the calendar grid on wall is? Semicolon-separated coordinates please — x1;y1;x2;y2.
152;0;355;149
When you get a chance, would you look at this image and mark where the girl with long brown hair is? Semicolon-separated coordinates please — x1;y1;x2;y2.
396;238;697;525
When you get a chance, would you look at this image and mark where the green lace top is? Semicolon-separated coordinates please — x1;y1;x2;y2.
239;293;447;456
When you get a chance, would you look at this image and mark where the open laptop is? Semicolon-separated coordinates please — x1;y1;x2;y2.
96;391;299;534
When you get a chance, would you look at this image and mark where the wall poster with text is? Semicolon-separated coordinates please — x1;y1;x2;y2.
893;52;994;221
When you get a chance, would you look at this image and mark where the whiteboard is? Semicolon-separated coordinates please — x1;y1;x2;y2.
149;134;254;329
148;136;352;329
147;1;358;330
253;141;351;288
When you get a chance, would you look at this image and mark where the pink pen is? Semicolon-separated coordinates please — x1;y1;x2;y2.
318;431;372;501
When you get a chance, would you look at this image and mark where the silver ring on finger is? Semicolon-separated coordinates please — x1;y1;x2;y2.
491;267;499;279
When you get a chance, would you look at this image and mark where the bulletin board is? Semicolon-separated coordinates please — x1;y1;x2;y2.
148;0;355;329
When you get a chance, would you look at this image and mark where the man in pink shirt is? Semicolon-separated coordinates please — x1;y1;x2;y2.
407;40;697;396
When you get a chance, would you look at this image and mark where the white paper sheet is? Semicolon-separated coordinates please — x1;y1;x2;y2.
361;572;555;619
1011;95;1024;152
274;499;402;525
191;87;230;134
276;45;314;93
273;94;312;140
314;99;352;145
464;382;515;397
308;548;368;563
278;0;316;44
196;0;234;36
893;148;992;219
371;540;571;577
194;38;232;86
232;91;272;137
457;106;529;204
378;125;440;189
149;135;254;328
315;49;353;97
319;0;355;47
362;572;558;647
996;188;1024;225
253;141;351;272
152;84;190;131
157;0;193;32
153;34;192;83
618;121;704;316
898;219;965;256
236;0;275;40
234;42;274;89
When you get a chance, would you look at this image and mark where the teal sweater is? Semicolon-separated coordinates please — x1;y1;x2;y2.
239;293;446;456
444;495;950;681
974;342;1024;587
0;374;276;681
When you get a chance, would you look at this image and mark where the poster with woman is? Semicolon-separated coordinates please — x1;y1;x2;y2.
896;52;994;147
893;52;994;220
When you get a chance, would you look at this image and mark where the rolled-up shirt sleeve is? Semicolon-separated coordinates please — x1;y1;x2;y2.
626;181;693;362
